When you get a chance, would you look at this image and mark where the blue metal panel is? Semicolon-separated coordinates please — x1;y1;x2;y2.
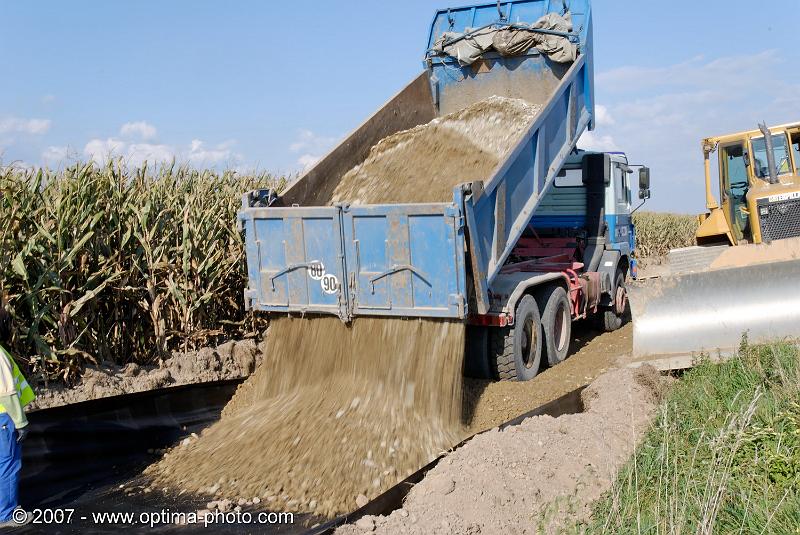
530;214;587;229
343;202;466;319
464;46;593;313
239;207;348;319
606;214;632;257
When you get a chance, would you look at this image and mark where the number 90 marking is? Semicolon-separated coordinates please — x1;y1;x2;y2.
321;274;339;294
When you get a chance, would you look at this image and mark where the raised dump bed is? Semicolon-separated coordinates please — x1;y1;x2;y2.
240;0;596;323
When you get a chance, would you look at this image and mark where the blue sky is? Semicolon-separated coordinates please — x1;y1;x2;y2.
1;1;798;212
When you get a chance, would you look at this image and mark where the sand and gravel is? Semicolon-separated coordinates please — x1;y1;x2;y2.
143;95;546;518
329;96;540;205
146;317;466;518
337;365;666;535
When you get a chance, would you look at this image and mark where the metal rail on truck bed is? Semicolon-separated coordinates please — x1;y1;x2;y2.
239;0;594;321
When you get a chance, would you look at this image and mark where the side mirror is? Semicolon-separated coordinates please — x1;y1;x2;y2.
638;167;651;199
639;167;651;190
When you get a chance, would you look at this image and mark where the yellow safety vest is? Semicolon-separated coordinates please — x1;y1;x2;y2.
0;344;35;412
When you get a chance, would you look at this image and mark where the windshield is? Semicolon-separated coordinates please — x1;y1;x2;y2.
751;134;792;179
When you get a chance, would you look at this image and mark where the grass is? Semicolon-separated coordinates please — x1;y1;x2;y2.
583;338;800;534
633;211;699;259
1;161;284;383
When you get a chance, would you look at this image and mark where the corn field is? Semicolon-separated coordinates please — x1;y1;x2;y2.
1;162;283;383
633;211;699;258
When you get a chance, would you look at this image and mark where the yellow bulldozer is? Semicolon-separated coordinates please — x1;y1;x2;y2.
629;122;800;361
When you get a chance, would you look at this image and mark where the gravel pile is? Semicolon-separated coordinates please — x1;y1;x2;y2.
146;317;466;518
329;96;540;204
338;366;665;534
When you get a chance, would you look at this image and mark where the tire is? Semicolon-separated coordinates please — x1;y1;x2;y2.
539;285;572;367
490;295;543;381
598;269;627;332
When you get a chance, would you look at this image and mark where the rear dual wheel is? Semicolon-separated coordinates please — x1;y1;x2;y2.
489;285;572;381
490;295;542;381
538;286;572;367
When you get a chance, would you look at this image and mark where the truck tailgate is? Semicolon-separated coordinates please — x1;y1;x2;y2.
240;199;467;321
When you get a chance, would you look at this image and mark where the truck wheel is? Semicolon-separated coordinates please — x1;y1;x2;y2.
599;270;627;332
539;285;572;367
490;295;542;381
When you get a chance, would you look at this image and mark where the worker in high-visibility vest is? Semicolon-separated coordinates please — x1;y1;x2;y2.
0;307;34;527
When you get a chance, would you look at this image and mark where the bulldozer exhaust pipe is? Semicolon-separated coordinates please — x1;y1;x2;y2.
629;259;800;360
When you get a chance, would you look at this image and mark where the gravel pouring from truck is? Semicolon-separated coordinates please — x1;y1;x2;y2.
239;0;649;381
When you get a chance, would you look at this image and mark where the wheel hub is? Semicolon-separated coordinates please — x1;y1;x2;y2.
614;285;627;315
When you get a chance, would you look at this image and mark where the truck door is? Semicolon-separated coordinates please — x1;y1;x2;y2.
608;162;632;254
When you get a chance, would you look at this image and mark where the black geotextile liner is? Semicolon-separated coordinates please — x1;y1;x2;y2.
16;378;584;534
17;379;319;534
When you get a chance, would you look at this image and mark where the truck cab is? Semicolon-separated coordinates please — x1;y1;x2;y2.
472;150;646;380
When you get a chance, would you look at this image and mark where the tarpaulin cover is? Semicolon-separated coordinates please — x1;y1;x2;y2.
432;12;576;66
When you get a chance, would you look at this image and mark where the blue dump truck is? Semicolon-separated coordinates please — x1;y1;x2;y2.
239;0;650;381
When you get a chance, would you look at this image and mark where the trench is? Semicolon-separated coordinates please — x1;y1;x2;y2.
19;320;630;533
19;379;585;534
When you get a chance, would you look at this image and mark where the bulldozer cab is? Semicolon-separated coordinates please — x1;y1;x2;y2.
699;123;800;245
719;142;750;241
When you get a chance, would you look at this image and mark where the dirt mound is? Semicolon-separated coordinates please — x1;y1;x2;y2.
337;366;664;535
146;317;466;518
29;336;267;410
329;96;540;205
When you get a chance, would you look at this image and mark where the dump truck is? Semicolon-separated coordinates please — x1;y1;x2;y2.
630;122;800;361
239;0;650;381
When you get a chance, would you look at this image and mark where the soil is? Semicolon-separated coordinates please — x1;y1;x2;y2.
329;96;540;205
463;321;633;434
337;365;666;535
29;335;268;410
145;317;467;519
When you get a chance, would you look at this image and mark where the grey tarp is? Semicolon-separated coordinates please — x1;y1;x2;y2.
432;12;576;66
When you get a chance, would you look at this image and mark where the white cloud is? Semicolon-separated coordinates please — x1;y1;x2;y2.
120;121;157;141
594;105;614;127
186;139;240;166
41;145;72;165
578;130;619;152
127;143;175;167
82;128;242;168
84;137;176;167
0;117;51;135
579;104;618;152
289;129;338;170
590;50;799;212
84;138;128;165
42;95;56;104
297;154;320;171
289;129;337;153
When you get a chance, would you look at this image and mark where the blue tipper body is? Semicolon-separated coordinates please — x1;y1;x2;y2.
239;0;594;321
